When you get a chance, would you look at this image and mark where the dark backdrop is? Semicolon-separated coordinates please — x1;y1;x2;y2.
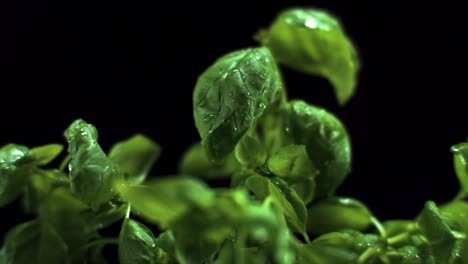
2;0;468;242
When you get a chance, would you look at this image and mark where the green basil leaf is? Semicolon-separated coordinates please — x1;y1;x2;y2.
306;196;373;235
279;100;351;198
295;242;358;264
382;220;415;237
116;177;214;227
246;174;307;233
38;187;94;262
118;218;158;264
297;232;360;264
81;199;128;230
234;135;267;168
268;144;318;181
170;207;234;264
0;144;32;207
155;231;177;262
109;134;160;185
0;220;67;264
408;234;436;264
179;143;239;179
440;200;468;263
417;201;465;263
290;176;316;205
451;143;468;199
23;169;68;213
193;47;283;162
258;8;359;104
28;144;63;166
64;119;121;208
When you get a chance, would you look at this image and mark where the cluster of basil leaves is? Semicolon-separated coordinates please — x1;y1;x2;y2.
1;7;467;264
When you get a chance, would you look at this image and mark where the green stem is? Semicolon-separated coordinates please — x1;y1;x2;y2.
59;155;71;171
302;232;311;244
386;232;409;246
371;216;387;238
357;247;380;264
125;204;131;219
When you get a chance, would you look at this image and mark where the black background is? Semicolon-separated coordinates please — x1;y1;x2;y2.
2;0;468;245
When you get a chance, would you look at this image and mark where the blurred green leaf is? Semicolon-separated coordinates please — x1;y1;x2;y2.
116;177;214;227
109;134;160;185
307;196;373;235
179;143;239;179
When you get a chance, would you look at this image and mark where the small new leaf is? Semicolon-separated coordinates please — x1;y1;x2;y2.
268;144;318;180
119;218;158;264
258;8;360;104
193;47;283;162
109;134;160;185
246;174;307;233
235;136;267;168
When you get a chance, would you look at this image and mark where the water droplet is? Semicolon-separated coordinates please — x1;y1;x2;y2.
151;244;156;248
259;102;265;108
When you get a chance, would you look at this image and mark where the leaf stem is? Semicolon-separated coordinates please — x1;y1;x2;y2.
59;155;71;171
302;232;311;244
357;247;380;264
125;204;131;219
370;216;387;238
386;232;409;246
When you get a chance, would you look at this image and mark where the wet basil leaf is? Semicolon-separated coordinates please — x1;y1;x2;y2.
417;201;465;264
0;144;33;207
306;196;373;235
246;174;307;233
258;8;359;104
279;100;351;198
119;218;158;264
116;177;214;227
193;47;283;162
109;134;160;185
64;119;121;208
440;200;468;263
